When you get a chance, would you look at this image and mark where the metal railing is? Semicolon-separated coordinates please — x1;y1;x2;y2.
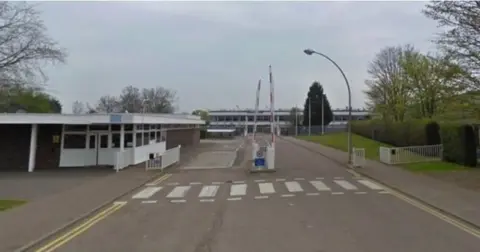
351;147;365;168
114;149;133;172
161;145;181;169
379;144;443;165
145;154;162;170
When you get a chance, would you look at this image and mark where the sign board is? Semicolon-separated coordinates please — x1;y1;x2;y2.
109;114;122;124
254;157;265;168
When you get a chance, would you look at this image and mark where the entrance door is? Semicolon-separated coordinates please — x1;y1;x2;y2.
97;133;109;165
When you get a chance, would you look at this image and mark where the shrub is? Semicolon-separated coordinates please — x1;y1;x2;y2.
200;129;207;139
440;123;477;167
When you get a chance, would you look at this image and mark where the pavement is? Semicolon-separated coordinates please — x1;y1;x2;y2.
283;136;480;228
25;135;480;252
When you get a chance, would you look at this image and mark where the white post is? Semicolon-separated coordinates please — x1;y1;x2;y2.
321;96;325;135
295;106;298;136
28;124;38;172
120;124;125;151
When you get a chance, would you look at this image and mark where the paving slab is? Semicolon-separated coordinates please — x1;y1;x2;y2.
283;136;480;228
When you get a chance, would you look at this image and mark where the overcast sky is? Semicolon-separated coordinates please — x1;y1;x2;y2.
38;1;440;113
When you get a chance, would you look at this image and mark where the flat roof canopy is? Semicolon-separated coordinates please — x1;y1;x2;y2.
207;129;236;133
0;113;205;125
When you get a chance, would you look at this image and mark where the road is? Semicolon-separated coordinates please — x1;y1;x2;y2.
31;135;480;252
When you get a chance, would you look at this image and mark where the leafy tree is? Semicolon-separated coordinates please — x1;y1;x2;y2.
302;82;333;126
48;97;62;113
192;109;209;125
423;1;480;88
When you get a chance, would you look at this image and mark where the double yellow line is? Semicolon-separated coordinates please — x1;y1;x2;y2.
146;173;172;186
35;201;127;252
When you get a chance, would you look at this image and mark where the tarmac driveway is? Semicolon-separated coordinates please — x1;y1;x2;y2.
0;167;113;201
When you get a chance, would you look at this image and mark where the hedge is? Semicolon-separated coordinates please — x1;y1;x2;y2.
351;119;441;147
440;123;478;167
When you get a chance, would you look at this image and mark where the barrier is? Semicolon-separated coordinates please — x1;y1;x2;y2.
351;147;365;168
250;140;275;172
114;149;132;172
379;144;442;165
145;145;181;171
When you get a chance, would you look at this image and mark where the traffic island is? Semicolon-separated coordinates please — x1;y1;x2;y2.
249;142;276;173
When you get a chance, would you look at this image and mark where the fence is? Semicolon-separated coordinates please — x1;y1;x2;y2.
145;145;181;171
351;147;365;168
379;144;443;165
114;149;132;172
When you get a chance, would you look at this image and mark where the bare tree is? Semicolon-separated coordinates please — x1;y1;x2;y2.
423;1;480;88
141;87;176;113
0;2;66;89
95;95;119;113
118;85;142;112
72;101;84;114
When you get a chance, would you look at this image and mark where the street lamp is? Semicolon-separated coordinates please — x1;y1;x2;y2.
303;48;353;164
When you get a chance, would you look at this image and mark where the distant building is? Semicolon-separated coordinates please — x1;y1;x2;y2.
208;108;371;133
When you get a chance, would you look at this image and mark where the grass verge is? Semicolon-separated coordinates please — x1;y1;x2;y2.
297;132;466;172
0;199;26;212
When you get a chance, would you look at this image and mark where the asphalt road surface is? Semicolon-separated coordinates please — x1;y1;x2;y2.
32;135;480;252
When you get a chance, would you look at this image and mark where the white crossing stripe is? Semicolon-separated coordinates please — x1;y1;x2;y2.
310;181;331;191
285;181;303;192
230;184;247;196
275;178;286;182
334;180;358;190
132;187;162;199
141;200;157;204
254;196;268;200
166;186;191;198
306;193;320;196
200;199;215;202
227;197;242;201
281;194;295;197
259;183;275;194
357;180;384;190
198;185;219;198
294;178;305;181
332;192;344;195
170;199;186;203
190;182;202;185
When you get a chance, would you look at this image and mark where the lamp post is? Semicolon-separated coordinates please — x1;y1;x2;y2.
303;48;352;164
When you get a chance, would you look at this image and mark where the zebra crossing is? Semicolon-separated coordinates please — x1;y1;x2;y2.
131;178;389;204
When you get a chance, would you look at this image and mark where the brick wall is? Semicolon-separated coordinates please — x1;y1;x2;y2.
166;128;200;149
0;125;31;171
35;124;62;170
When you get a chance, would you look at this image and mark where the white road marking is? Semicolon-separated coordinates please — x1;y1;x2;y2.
306;193;320;196
331;192;344;195
170;199;186;203
281;194;295;197
166;186;191;198
334;180;358;190
355;192;367;194
357;180;384;190
254;179;266;183
233;180;245;184
198;185;219;198
378;191;390;194
230;184;247;196
167;182;179;186
285;181;304;192
275;178;286;182
310;181;331;191
294;178;305;181
315;177;324;180
254;196;268;200
132;187;162;199
200;199;215;202
189;182;202;185
141;200;157;204
259;183;275;194
212;182;223;185
334;177;344;179
227;197;242;201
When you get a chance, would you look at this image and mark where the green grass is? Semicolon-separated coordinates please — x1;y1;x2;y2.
0;200;26;212
297;132;466;172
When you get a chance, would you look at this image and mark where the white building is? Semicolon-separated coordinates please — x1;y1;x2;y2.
0;113;204;172
208;109;370;133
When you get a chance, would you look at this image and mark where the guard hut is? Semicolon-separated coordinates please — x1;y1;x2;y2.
0;113;205;172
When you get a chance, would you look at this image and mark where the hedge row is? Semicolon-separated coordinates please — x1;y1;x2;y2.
351;119;478;167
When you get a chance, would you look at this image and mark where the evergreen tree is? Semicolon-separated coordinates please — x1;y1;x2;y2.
302;82;333;126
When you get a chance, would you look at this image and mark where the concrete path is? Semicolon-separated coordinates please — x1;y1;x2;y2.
28;136;480;252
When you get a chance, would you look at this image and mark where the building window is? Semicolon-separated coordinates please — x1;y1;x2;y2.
88;135;96;149
112;133;121;148
161;131;167;142
156;131;161;142
63;134;86;149
150;131;155;141
90;124;110;131
136;133;143;147
143;132;149;145
64;125;87;132
124;124;134;131
125;133;133;147
111;125;121;131
100;135;108;148
143;124;150;130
